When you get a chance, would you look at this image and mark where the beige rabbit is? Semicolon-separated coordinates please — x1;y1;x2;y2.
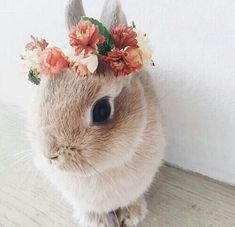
29;0;165;226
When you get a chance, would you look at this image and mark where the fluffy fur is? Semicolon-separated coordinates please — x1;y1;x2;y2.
29;1;165;226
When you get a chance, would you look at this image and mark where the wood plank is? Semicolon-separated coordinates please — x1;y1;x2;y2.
143;165;235;227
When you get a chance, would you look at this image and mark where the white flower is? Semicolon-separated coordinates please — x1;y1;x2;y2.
80;54;98;73
136;30;153;66
21;48;41;76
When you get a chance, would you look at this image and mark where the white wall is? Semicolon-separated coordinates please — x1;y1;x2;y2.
0;0;235;184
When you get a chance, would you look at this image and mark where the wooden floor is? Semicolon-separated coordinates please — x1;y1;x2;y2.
0;108;235;227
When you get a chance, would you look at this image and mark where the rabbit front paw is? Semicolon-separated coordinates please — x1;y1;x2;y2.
117;196;147;227
74;210;116;227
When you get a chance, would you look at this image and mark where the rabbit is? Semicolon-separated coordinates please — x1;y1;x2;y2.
29;0;165;226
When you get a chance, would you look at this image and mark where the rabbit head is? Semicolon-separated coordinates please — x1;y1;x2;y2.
31;0;147;176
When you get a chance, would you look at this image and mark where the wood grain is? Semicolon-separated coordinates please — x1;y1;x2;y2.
0;108;235;227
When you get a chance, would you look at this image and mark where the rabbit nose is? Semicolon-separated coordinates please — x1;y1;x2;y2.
48;154;59;160
45;149;59;160
45;152;59;160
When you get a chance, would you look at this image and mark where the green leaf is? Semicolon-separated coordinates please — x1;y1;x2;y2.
28;69;41;85
81;16;113;55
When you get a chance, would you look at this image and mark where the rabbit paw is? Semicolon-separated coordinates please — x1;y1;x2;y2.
74;210;116;227
117;196;147;227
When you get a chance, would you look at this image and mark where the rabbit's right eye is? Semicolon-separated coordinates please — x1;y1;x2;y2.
92;98;111;124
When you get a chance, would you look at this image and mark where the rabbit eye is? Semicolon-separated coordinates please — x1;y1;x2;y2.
92;98;111;124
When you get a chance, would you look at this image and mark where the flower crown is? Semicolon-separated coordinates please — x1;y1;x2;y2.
21;17;153;85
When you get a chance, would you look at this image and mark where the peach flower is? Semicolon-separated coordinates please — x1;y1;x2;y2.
69;54;98;76
69;20;105;56
70;61;90;76
39;47;69;76
124;47;143;70
110;24;138;49
25;35;48;51
101;47;143;76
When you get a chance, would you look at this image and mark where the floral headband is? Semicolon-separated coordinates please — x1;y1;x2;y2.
21;17;153;85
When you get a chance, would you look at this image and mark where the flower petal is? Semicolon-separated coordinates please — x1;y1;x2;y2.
80;54;98;73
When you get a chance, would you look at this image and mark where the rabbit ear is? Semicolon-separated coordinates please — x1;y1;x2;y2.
100;0;127;28
65;0;85;29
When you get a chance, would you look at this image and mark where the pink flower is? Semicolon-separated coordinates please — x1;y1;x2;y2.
69;20;105;56
25;35;48;51
101;47;143;76
110;24;138;49
39;47;69;76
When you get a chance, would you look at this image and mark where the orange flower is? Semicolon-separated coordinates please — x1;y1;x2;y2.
39;47;69;76
25;35;48;51
69;20;105;56
110;24;138;49
101;47;143;76
101;49;127;76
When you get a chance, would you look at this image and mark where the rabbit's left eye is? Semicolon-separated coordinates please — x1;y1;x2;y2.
92;98;111;124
